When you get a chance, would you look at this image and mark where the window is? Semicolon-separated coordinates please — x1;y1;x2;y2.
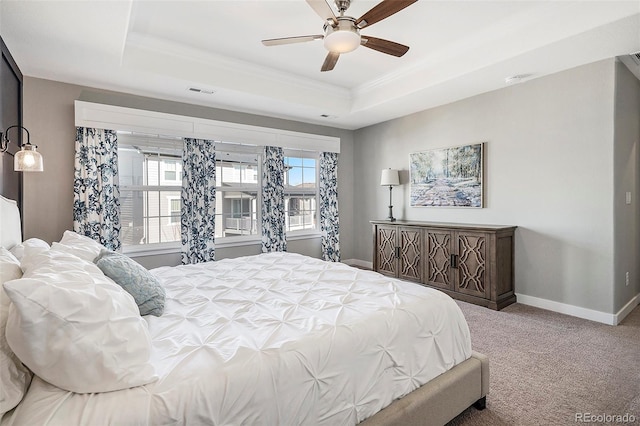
215;148;259;238
118;135;321;251
284;152;318;233
78;102;340;254
118;133;183;248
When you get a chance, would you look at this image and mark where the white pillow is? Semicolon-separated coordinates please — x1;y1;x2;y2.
20;242;98;277
3;246;157;393
0;196;21;250
54;230;106;262
9;238;50;262
0;248;31;416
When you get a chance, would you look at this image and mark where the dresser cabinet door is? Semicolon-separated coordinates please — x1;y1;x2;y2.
376;225;398;277
454;231;489;299
424;230;453;290
398;227;422;283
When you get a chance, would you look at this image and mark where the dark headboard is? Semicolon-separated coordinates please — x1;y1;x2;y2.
0;36;23;219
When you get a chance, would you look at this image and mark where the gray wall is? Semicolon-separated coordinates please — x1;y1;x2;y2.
613;60;640;312
21;77;355;265
353;59;618;314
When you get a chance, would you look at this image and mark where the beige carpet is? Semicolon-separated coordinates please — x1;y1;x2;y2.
447;301;640;425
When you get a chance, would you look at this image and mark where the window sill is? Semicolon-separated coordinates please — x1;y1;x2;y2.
287;231;323;241
123;232;323;258
215;231;322;248
123;243;181;258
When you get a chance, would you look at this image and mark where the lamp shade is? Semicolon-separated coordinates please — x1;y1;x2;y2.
14;144;44;172
380;169;400;186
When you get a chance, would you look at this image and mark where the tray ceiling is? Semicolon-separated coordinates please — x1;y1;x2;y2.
1;1;639;130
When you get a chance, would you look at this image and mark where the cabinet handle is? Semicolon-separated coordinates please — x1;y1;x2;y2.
450;254;458;269
395;247;401;258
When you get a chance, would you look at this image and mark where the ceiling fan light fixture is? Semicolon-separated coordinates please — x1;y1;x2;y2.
324;18;361;53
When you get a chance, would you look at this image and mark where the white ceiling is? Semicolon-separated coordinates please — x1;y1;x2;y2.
1;0;639;130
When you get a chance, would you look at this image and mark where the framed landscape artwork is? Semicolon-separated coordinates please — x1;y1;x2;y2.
410;143;484;208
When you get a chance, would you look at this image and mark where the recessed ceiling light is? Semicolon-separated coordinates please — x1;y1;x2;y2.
505;74;531;85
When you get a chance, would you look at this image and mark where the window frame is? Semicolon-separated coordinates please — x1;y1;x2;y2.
214;144;262;242
119;179;183;249
118;133;185;255
283;149;320;236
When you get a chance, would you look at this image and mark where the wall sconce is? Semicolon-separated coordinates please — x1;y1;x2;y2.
380;168;400;222
0;125;44;172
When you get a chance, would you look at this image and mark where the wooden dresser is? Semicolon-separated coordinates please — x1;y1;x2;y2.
371;220;517;310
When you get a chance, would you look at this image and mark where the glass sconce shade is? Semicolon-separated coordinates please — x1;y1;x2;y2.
0;125;44;172
14;144;44;172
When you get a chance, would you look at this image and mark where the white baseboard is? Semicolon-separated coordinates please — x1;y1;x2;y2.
614;293;640;325
515;293;640;325
342;259;373;269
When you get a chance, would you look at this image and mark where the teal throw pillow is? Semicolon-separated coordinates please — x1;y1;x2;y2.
95;249;165;317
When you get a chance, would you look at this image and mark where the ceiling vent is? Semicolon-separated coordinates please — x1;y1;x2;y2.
630;51;640;66
187;87;215;95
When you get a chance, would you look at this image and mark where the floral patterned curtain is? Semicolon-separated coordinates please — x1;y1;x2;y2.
319;152;340;262
73;127;121;250
181;138;216;264
261;146;287;252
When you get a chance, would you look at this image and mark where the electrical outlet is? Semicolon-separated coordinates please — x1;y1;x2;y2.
626;192;632;205
626;272;629;286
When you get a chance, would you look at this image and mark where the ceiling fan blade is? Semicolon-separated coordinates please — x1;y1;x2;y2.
356;0;418;29
306;0;338;25
361;36;409;57
262;35;324;46
321;51;340;72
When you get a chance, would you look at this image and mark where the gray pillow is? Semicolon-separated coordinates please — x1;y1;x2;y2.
94;249;165;317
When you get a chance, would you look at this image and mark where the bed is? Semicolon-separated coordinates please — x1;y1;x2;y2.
0;195;488;426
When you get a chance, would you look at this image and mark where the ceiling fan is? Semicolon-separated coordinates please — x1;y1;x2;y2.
261;0;418;72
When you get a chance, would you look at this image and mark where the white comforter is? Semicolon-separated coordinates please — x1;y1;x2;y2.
4;252;471;426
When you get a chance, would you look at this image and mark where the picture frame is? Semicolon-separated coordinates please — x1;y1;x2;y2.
410;143;484;208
